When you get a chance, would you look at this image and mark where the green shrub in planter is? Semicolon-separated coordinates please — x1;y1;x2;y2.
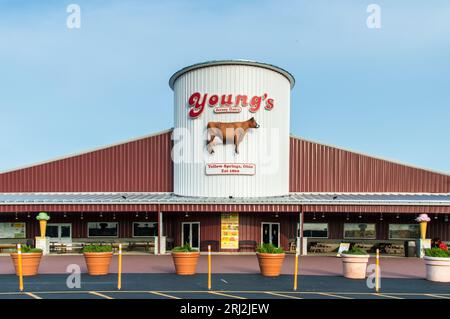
425;248;450;258
13;245;43;253
256;243;284;254
342;247;368;255
172;243;198;252
82;245;112;253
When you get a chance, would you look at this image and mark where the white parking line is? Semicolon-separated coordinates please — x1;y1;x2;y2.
209;291;247;299
148;291;181;299
424;294;450;299
265;292;302;299
89;291;113;299
372;293;404;299
316;292;353;299
25;292;42;299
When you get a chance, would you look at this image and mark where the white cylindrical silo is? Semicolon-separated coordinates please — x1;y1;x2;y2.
169;60;295;198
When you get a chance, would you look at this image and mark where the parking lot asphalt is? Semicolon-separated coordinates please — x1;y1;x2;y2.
0;274;448;299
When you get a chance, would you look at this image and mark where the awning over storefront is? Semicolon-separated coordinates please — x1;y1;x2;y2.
0;192;449;206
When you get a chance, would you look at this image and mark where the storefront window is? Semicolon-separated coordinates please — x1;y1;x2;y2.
133;222;158;237
0;222;26;239
344;223;376;239
88;222;118;237
298;223;328;238
389;224;419;239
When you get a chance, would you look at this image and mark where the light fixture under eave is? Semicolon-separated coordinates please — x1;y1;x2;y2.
275;213;279;218
145;212;148;220
113;213;116;220
15;212;18;220
100;212;103;218
135;212;139;218
321;212;325;218
380;213;383;221
63;212;67;218
396;213;400;219
313;212;316;220
185;212;189;218
81;212;84;220
434;214;438;220
27;212;30;218
346;213;350;221
445;215;449;222
358;213;362;219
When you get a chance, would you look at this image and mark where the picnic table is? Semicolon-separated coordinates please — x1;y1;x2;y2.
309;242;338;253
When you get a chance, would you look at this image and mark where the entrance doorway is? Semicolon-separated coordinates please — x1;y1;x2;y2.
261;222;280;247
181;222;200;249
47;223;72;243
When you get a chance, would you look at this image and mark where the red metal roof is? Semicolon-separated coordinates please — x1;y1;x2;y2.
0;129;448;194
0;130;173;193
289;136;450;193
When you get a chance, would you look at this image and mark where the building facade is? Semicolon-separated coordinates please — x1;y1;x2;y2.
0;60;449;253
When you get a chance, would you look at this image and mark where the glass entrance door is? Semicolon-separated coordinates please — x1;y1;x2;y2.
261;223;280;247
181;222;200;249
47;223;72;243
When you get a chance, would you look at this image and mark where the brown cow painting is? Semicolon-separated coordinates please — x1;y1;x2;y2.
206;117;260;154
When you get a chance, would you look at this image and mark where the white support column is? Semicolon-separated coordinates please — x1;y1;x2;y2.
158;211;164;255
298;210;304;255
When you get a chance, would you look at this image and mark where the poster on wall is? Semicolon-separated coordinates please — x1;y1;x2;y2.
221;213;239;249
0;223;26;239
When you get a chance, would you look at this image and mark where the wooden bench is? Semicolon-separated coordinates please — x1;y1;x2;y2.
238;240;257;252
127;241;154;252
385;244;404;255
200;240;219;252
0;244;16;253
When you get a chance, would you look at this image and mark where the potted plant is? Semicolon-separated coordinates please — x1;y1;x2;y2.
256;243;285;277
10;245;43;276
341;247;370;279
171;243;200;275
36;212;50;238
424;247;450;282
82;245;113;275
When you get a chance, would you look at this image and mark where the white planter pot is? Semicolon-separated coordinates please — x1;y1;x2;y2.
424;256;450;282
341;254;370;279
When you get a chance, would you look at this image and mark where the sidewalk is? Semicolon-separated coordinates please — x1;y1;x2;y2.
0;255;426;278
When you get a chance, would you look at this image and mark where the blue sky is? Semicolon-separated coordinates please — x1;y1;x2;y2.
0;0;449;174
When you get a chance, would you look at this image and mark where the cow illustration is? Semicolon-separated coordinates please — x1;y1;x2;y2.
206;117;260;154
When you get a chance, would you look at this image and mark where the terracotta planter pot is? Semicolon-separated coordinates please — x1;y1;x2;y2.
172;252;200;275
83;252;113;275
10;253;42;276
424;256;450;282
341;254;369;279
256;253;285;277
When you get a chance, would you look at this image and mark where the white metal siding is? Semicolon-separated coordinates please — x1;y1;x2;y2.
172;64;291;197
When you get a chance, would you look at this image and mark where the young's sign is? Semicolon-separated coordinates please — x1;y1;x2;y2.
187;92;274;118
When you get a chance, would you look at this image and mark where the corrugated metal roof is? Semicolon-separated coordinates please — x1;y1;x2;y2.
0;192;449;206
